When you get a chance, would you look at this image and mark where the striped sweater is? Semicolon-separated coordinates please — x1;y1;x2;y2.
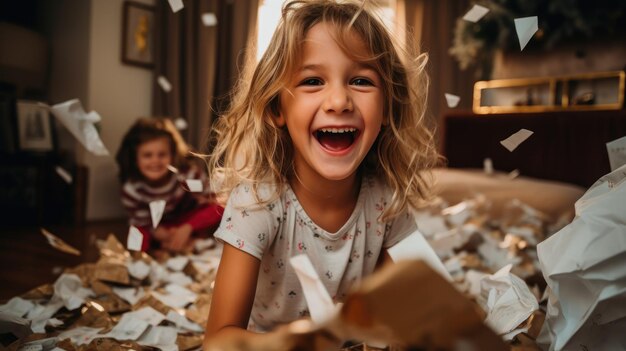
121;165;210;229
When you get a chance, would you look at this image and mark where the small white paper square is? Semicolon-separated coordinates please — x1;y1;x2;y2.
186;179;203;192
508;169;520;179
463;4;489;23
149;200;166;228
201;13;218;27
55;166;73;184
445;93;460;108
606;136;626;171
174;117;188;130
514;16;538;51
167;0;184;13
483;158;494;175
500;129;534;152
127;226;144;251
157;76;172;92
167;164;179;174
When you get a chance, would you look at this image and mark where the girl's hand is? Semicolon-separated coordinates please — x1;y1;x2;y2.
163;223;193;252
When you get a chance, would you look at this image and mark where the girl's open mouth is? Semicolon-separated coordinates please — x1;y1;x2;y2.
314;127;359;152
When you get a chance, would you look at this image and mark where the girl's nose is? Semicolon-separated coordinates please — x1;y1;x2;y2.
323;85;353;113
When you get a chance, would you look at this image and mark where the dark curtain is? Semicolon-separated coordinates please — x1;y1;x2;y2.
400;0;477;150
153;0;258;152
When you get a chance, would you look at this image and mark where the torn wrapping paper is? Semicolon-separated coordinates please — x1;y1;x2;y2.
500;129;534;152
480;264;539;335
40;228;81;256
514;16;538;51
537;164;626;351
387;231;451;281
444;93;460;108
49;99;109;156
54;166;72;184
158;75;173;92
202;12;218;26
126;226;143;251
149;200;167;228
462;4;489;23
289;254;338;325
167;0;184;13
51;274;94;311
483;158;494;175
137;326;178;350
606;135;626;171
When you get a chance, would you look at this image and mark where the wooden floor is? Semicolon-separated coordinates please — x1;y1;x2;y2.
0;219;129;300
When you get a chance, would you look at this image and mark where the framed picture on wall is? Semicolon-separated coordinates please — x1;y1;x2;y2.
16;100;54;152
121;1;155;69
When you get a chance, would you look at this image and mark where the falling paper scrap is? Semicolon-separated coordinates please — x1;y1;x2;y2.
445;93;460;108
55;166;73;184
149;200;166;228
201;13;218;27
157;76;172;92
500;129;534;152
483;158;494;175
49;99;109;156
41;228;81;256
174;117;188;130
606;135;626;171
127;226;144;251
514;16;538;51
167;164;179;174
508;169;520;179
462;4;489;23
167;0;184;13
186;179;203;192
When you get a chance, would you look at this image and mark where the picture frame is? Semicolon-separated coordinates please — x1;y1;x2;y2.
16;100;54;152
121;1;155;69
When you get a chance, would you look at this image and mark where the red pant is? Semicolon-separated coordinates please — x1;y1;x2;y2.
138;203;224;251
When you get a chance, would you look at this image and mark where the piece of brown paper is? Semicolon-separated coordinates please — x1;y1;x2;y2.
337;260;508;350
133;293;171;315
94;258;130;285
20;284;54;300
72;304;113;329
41;228;81;256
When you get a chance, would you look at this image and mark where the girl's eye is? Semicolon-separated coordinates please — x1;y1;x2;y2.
351;78;374;86
300;78;323;86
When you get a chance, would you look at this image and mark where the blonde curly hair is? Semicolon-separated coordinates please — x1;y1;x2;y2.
208;0;439;221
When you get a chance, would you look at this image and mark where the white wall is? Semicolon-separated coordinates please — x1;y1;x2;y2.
84;0;155;220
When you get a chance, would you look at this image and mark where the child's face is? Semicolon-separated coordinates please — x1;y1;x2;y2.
136;137;172;183
278;23;384;182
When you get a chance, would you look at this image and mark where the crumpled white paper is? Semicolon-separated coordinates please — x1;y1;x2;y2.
537;164;626;351
51;274;94;311
49;99;109;156
480;264;538;335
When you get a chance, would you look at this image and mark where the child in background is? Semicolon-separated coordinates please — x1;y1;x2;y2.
116;118;223;252
205;0;439;341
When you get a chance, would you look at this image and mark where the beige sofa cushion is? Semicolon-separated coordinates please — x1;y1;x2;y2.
431;168;586;221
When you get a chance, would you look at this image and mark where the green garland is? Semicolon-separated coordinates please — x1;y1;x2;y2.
449;0;626;78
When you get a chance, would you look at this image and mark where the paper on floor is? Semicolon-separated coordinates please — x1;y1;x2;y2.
105;313;150;340
606;135;626;171
500;129;533;152
537;164;626;351
127;226;144;251
167;0;184;13
289;254;338;324
166;256;189;271
481;264;538;335
137;326;178;350
444;93;460;108
514;16;538;51
49;99;109;156
201;13;218;26
40;228;81;256
462;4;489;23
57;327;103;346
149;200;166;228
387;231;452;281
51;274;94;311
